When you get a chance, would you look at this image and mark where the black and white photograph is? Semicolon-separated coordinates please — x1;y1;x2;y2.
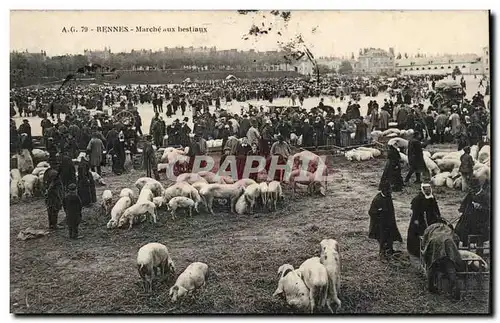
8;9;491;314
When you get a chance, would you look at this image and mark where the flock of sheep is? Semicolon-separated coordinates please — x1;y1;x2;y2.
134;238;342;312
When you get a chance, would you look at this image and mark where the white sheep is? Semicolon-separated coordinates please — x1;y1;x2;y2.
119;188;135;202
100;190;113;216
21;174;39;198
267;181;283;211
387;137;409;152
168;196;197;220
107;197;132;229
319;239;342;311
137;243;176;293
118;201;157;229
169;262;209;303
273;264;311;312
478;145;490;164
296;257;331;313
32;148;49;161
443;150;464;160
243;183;261;213
356;147;381;158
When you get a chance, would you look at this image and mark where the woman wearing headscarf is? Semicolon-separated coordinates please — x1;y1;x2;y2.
406;183;442;257
379;142;404;192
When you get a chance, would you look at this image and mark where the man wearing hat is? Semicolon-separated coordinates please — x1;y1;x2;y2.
459;146;474;192
404;131;425;185
143;135;160;180
179;117;191;147
368;180;403;261
63;183;83;239
18;119;33;151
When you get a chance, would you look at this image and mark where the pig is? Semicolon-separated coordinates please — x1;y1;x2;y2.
267;181;284;211
176;173;208;185
142;182;165;198
137;243;176;293
119;188;135;203
21;174;39;198
169;262;209;303
319;239;342;311
287;170;326;197
118;201;157;230
273;264;310;312
296;257;331;313
199;183;245;215
243;183;261;213
107;197;132;229
167;196;198;220
137;188;154;203
100;190;113;216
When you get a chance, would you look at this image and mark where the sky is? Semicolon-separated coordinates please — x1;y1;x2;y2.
10;10;489;57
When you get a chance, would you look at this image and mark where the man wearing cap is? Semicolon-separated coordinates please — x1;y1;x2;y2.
404;131;425;185
143;135;160;180
63;183;83;239
407;183;442;257
368;180;403;260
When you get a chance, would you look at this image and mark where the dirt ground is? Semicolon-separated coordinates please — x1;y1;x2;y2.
10;145;490;314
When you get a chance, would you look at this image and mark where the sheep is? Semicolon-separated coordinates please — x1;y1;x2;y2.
387;137;409;152
267;181;283;211
356;147;382;158
163;182;195;201
259;182;269;210
169;262;209;303
478;145;490;164
118;201;157;229
135;177;162;191
430;172;451;187
10;169;22;181
431;152;448;160
136;243;176;293
288;170;326;197
137;188;154;203
168;196;197;220
473;165;490;185
107;197;132;229
234;178;257;189
424;155;440;176
153;196;166;209
272;264;311;312
36;161;50;168
31;166;49;176
443;150;464;160
437;159;461;172
243;183;261;213
199;183;245;215
100;190;113;216
296;257;331;313
20;174;39;198
177;173;208;185
119;188;135;202
319;239;342;311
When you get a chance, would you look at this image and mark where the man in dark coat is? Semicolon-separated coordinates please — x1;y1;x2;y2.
407;183;442;257
239;115;251;138
46;137;59;169
134;111;143;136
57;152;76;191
63;183;83;239
404;131;425;184
368;180;403;260
143;135;160;180
459;146;474;192
18;119;33;151
379;143;403;192
179;118;191;147
455;179;490;250
77;155;96;207
152;116;166;148
44;168;63;230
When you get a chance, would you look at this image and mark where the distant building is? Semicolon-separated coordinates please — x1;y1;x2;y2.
317;58;343;72
395;53;483;75
354;48;395;75
84;47;111;61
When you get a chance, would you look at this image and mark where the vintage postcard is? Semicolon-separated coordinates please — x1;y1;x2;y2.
9;10;491;314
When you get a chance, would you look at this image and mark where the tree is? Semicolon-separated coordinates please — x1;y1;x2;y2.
338;60;353;74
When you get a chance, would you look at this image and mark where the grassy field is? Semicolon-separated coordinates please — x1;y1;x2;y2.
10;146;490;314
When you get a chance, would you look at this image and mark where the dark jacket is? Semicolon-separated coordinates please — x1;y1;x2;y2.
407;193;441;257
368;192;403;243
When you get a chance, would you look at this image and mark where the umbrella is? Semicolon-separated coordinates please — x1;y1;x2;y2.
435;80;461;90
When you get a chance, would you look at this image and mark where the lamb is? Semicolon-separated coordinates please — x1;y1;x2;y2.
119;188;135;202
100;190;113;216
296;257;331;313
243;183;261;213
107;197;132;229
137;188;154;203
136;243;176;293
118;201;157;229
168;196;198;220
199;183;245;215
272;264;311;312
267;181;284;211
169;262;209;303
319;239;342;311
